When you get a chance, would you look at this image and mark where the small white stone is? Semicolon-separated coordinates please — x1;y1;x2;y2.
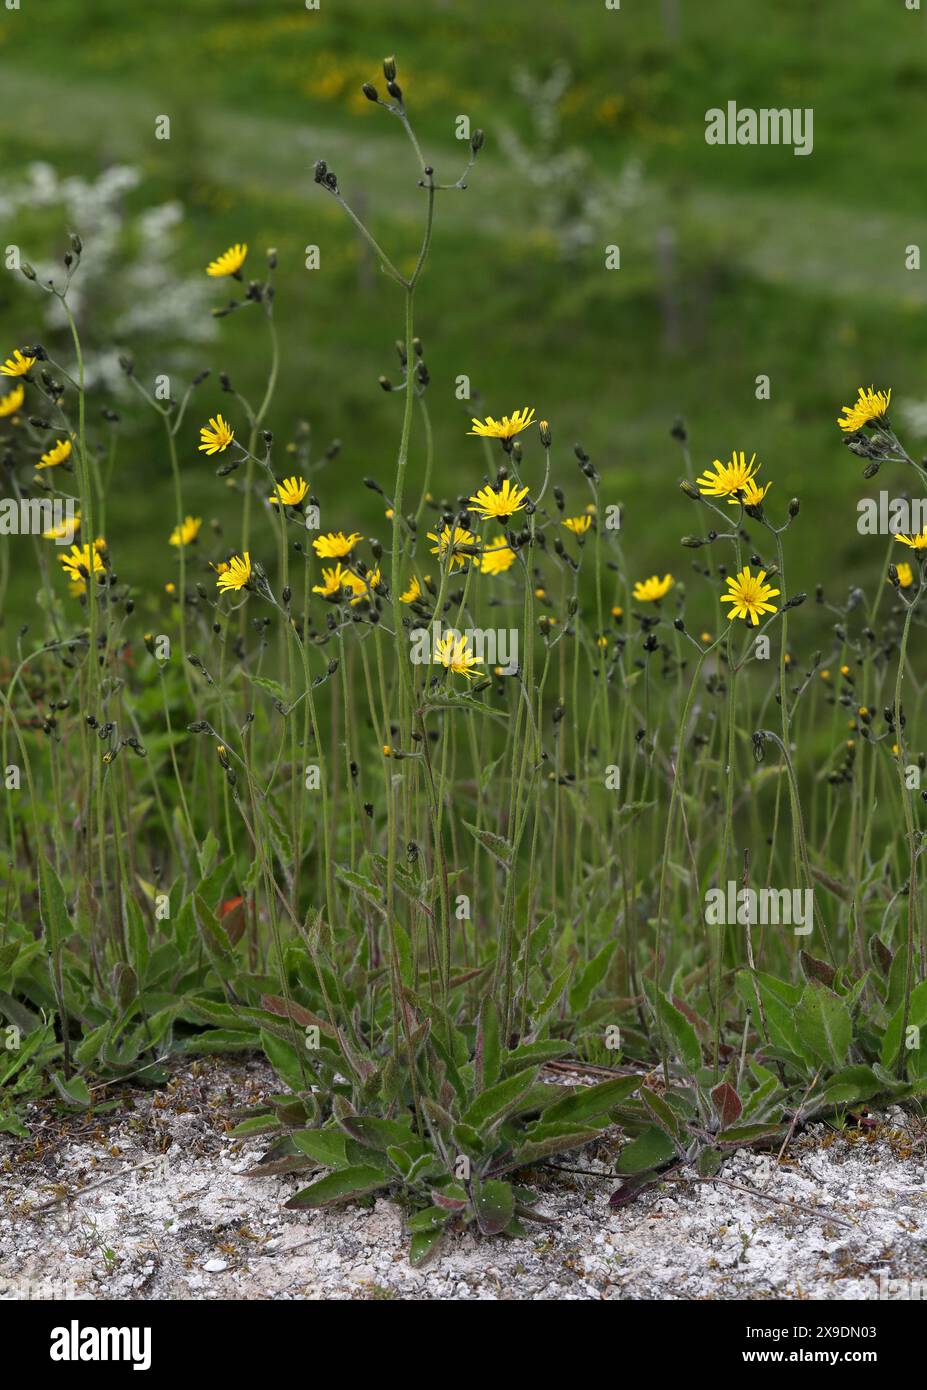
203;1258;227;1273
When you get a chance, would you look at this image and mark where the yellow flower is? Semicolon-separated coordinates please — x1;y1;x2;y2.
43;512;80;541
731;476;771;508
894;561;914;589
434;632;482;680
269;476;308;506
36;437;72;470
0;384;24;416
312;563;347;597
700;631;712;643
612;606;624;618
169;515;202;546
721;566;780;626
896;530;927;550
562;515;592;536
837;386;891;433
60;542;105;590
633;573;674;602
199;414;234;454
1;349;36;377
313;530;361;558
468;478;529;520
468;407;536;440
697;451;763;501
596;635;608;649
477;537;516;576
216;552;252;593
165;582;176;595
428;524;479;571
344;567;380;605
206;243;248;277
400;576;422;603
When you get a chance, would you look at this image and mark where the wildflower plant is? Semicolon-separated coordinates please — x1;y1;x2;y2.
3;53;927;1268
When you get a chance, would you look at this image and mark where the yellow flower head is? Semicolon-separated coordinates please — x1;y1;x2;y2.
36;437;73;470
894;561;914;589
0;384;24;417
428;524;479;571
562;515;592;536
199;414;234;455
721;566;780;626
43;512;80;541
468;407;536;440
732;477;771;508
344;567;380;605
216;552;252;593
1;349;36;378
633;573;674;603
169;515;202;546
312;563;347;597
434;632;482;680
697;451;763;501
478;537;516;576
400;576;422;603
896;530;927;551
270;476;308;506
468;478;529;521
60;542;105;590
313;530;361;559
206;243;248;278
837;386;891;433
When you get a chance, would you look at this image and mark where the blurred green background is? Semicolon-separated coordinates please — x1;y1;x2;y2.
2;0;926;634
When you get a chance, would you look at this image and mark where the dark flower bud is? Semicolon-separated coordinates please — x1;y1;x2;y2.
382;55;397;81
679;479;701;500
471;128;485;154
362;82;378;102
788;497;800;517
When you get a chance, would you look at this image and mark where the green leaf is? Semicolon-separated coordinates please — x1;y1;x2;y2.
794;980;852;1069
697;1147;723;1178
409;1226;447;1267
716;1123;786;1148
38;860;71;956
285;1165;389;1209
260;1029;307;1093
656;992;702;1074
292;1129;349;1167
569;940;616;1014
476;996;501;1090
51;1072;92;1109
881;978;927;1070
461;1067;540;1130
617;1126;675;1174
472;1180;514;1236
815;1065;884;1107
462;821;513;869
543;1074;640;1125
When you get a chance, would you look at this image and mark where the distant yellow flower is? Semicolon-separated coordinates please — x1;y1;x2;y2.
312;564;347;597
1;349;36;377
428;524;479;571
468;478;529;520
206;243;248;277
820;669;830;681
721;566;780;626
216;552;252;593
562;516;592;537
199;414;234;454
60;542;104;590
43;512;80;540
313;530;361;558
0;384;24;416
400;576;422;603
837;386;891;433
468;407;536;440
36;438;73;470
165;582;176;595
434;632;482;680
596;635;608;649
477;537;516;576
612;605;623;618
700;631;712;643
896;530;927;550
633;573;674;602
269;476;308;506
169;515;202;546
697;451;763;501
344;567;380;605
894;561;914;589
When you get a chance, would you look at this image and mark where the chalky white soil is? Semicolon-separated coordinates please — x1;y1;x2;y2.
2;1058;926;1301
